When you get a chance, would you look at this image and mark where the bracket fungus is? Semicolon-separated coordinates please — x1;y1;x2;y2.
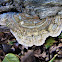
0;0;62;47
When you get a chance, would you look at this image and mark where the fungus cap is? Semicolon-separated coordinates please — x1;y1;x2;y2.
0;12;62;47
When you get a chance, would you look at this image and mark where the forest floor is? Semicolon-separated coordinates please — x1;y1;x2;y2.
0;26;62;62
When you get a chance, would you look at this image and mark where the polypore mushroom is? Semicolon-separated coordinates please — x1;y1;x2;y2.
0;0;62;47
0;11;62;47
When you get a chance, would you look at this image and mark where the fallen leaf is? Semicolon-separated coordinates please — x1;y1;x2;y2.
58;32;62;38
21;50;34;62
2;53;20;62
45;37;56;49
